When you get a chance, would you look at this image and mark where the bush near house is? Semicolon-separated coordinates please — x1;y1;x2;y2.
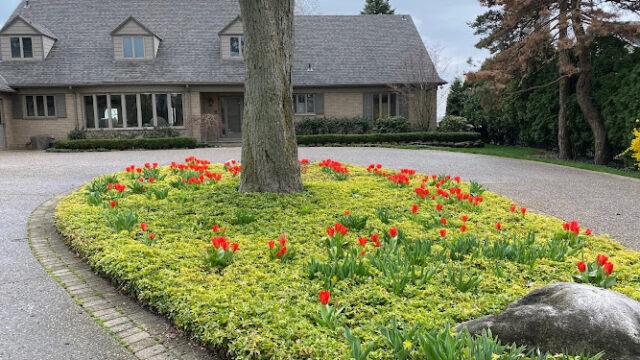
297;131;481;146
437;115;474;133
52;137;197;151
54;157;639;359
374;116;411;134
296;116;411;136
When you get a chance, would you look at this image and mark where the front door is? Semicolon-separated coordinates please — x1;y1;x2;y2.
0;100;5;149
222;96;243;137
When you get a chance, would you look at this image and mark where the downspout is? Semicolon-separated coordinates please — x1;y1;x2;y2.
186;84;192;138
70;86;79;129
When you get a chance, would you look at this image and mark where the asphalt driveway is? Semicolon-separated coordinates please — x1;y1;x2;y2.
0;147;638;359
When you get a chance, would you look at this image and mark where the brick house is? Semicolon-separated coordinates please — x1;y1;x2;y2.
0;0;444;149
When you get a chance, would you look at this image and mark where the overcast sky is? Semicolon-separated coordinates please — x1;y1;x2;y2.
0;0;489;117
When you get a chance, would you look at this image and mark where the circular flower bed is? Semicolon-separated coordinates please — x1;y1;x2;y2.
55;157;640;359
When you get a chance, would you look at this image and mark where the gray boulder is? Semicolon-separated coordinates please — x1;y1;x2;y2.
457;282;640;359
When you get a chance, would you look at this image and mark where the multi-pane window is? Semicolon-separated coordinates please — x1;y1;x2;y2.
373;93;397;119
230;36;245;57
11;37;33;59
292;94;314;114
123;36;144;58
24;95;55;117
83;93;184;129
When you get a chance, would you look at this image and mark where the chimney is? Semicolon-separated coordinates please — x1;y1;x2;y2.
306;63;314;72
24;0;30;9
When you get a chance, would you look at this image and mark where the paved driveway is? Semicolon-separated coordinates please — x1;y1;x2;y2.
0;147;638;359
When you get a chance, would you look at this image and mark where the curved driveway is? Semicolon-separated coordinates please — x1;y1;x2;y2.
0;147;638;359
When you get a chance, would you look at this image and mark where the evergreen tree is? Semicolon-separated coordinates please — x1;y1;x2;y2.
445;78;465;116
361;0;394;15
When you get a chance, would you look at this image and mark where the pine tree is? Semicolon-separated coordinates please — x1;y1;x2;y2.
361;0;394;15
446;78;465;116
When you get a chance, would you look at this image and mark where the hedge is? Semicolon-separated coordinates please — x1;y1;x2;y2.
52;137;198;150
297;132;481;145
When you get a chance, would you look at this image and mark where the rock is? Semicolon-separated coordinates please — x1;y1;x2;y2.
457;282;640;359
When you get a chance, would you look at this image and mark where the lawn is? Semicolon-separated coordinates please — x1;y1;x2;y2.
54;157;640;359
389;144;640;179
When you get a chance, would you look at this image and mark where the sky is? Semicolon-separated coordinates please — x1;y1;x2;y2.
0;0;490;118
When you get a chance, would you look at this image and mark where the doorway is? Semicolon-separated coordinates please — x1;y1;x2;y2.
221;96;243;138
0;100;5;149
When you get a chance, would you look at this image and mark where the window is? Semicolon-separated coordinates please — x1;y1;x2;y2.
292;94;315;114
11;37;33;59
230;36;245;57
83;93;184;129
24;95;55;117
372;93;397;119
123;36;144;58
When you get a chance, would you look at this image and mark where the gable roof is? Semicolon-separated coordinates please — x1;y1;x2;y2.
218;16;243;35
0;14;57;40
0;0;444;88
110;16;162;40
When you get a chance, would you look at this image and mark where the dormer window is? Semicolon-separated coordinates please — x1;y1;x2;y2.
230;36;244;57
123;36;144;58
11;37;33;58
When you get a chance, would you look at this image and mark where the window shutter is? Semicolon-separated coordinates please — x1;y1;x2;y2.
55;94;67;118
11;95;23;119
314;93;324;115
363;93;373;119
399;93;409;119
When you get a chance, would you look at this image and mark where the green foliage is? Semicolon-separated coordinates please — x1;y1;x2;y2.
231;209;257;225
375;116;410;134
344;327;376;360
105;209;138;232
438;115;474;133
67;128;86;140
469;180;485;197
297;131;482;145
150;187;169;200
447;265;482;292
202;246;236;269
338;213;369;231
378;317;422;360
296;117;372;135
361;0;395;14
52;137;197;151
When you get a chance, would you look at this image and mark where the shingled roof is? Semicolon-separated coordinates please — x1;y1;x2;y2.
0;0;445;88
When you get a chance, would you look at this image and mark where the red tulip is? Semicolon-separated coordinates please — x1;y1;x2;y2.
222;242;229;251
440;229;446;237
460;225;467;232
374;241;381;248
212;225;219;233
577;261;586;273
510;203;516;212
597;254;608;266
563;222;570;230
358;237;368;247
389;228;398;238
281;246;287;254
232;243;239;252
461;215;468;222
436;204;443;211
603;262;614;275
521;207;526;214
107;183;113;190
219;228;226;234
319;291;331;305
454;176;461;183
279;234;287;246
371;234;378;242
109;201;116;208
327;227;335;237
496;222;502;230
268;240;275;249
276;251;282;258
585;228;592;236
360;251;366;256
344;211;350;216
136;168;142;173
149;233;155;240
441;218;447;225
149;177;154;183
411;204;418;214
140;222;148;232
153;162;158;168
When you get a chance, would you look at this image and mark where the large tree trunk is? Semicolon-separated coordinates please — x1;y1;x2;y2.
571;3;611;165
557;0;572;160
238;0;304;193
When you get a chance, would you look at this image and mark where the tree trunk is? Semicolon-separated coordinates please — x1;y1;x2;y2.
571;3;611;165
557;0;572;160
238;0;304;193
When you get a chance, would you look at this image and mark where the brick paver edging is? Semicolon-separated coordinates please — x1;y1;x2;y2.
28;191;219;360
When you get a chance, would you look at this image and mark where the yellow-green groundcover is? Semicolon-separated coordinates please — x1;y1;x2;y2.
55;158;640;359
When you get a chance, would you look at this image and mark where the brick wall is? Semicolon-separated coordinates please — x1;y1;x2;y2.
294;92;363;121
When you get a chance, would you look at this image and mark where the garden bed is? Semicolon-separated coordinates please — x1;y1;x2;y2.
54;157;640;359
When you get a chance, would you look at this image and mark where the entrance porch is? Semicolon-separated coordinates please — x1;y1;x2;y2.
200;93;243;142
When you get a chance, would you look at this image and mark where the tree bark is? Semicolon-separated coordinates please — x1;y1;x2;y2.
238;0;304;193
571;2;611;165
557;0;572;160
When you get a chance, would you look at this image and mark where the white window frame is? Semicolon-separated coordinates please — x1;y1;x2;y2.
24;95;56;118
122;36;145;59
292;93;315;115
10;36;34;59
229;36;245;58
84;92;185;130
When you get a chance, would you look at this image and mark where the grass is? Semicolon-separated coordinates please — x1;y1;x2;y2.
389;144;640;179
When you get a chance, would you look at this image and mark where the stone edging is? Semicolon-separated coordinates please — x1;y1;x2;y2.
28;191;217;360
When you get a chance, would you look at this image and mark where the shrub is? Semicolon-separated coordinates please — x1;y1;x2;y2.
631;127;640;169
52;137;197;151
296;117;372;135
297;132;481;145
438;115;474;132
375;116;410;133
67;128;86;140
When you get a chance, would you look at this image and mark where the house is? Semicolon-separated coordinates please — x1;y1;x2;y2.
0;0;445;149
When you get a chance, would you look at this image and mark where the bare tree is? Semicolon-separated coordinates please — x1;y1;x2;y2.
294;0;318;15
190;113;224;142
238;0;303;193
